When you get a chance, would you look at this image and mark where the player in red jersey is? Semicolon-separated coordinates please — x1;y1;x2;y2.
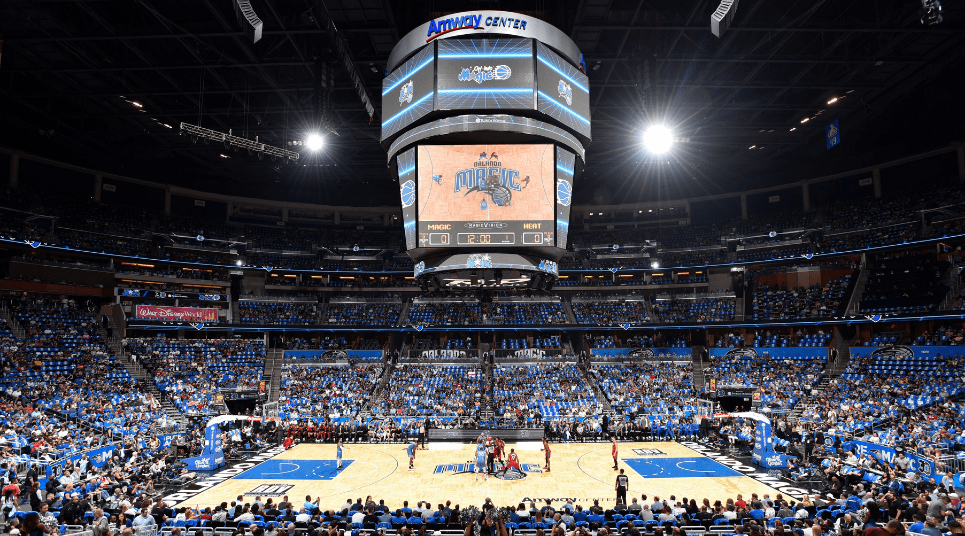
541;437;551;472
501;448;522;476
612;436;619;470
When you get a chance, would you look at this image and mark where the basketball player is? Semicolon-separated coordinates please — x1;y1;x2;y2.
501;448;522;476
540;437;551;472
406;441;417;471
615;468;629;505
612;437;619;470
475;443;488;482
494;437;505;464
336;439;345;470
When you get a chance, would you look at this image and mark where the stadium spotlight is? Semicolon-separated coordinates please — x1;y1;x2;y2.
642;125;673;154
651;261;660;269
236;260;243;266
306;134;324;151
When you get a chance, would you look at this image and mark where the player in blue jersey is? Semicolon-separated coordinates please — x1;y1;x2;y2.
336;439;345;470
406;441;417;470
475;443;488;481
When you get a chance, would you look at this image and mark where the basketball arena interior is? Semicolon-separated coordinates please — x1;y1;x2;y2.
0;1;965;536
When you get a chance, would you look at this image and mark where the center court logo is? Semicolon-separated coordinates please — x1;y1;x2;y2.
459;65;512;84
247;484;294;496
434;461;542;480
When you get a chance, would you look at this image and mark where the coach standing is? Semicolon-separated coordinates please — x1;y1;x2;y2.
615;469;629;506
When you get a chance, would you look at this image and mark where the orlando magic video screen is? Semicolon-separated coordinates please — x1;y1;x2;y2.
416;144;555;248
436;38;535;111
381;45;436;141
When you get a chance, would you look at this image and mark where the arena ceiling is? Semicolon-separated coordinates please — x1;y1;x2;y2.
0;0;963;207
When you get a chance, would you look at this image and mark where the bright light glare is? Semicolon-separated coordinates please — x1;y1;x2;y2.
236;260;243;267
642;125;673;154
305;134;324;151
651;261;660;269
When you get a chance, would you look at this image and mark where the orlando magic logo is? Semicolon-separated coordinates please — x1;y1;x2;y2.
400;180;416;208
725;347;759;359
466;254;492;269
464;178;512;207
870;346;914;359
399;80;413;105
628;348;656;360
558;79;573;106
556;180;572;206
459;65;512;84
434;461;541;480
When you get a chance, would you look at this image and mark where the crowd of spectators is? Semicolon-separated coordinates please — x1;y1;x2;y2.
797;351;965;455
406;302;483;326
708;351;826;414
377;365;482;418
323;303;402;325
490;302;568;324
752;276;851;320
493;364;601;423
129;338;266;415
860;252;949;315
656;297;735;322
591;363;696;416
238;301;317;325
245;225;315;252
279;365;383;421
3;296;178;438
571;300;650;325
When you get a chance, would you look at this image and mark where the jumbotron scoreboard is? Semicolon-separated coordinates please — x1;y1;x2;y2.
383;12;589;290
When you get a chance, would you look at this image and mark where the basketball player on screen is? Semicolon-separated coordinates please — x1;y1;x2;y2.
540;437;551;472
612;436;619;470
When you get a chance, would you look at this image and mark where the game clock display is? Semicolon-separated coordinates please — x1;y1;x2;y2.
416;144;555;249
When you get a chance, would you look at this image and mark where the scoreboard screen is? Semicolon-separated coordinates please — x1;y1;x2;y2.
436;38;535;111
416;144;555;249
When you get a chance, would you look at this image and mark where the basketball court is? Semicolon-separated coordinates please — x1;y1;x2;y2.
174;441;805;510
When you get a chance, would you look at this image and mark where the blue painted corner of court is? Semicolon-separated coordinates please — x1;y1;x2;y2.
235;459;354;481
623;457;742;479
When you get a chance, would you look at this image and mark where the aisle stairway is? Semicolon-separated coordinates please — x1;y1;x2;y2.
579;362;612;412
563;301;577;324
691;347;707;390
788;374;832;422
361;364;394;415
265;348;284;403
0;304;26;339
843;264;869;316
397;300;412;326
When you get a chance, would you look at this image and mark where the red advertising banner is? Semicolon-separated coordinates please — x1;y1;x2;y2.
135;305;218;323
